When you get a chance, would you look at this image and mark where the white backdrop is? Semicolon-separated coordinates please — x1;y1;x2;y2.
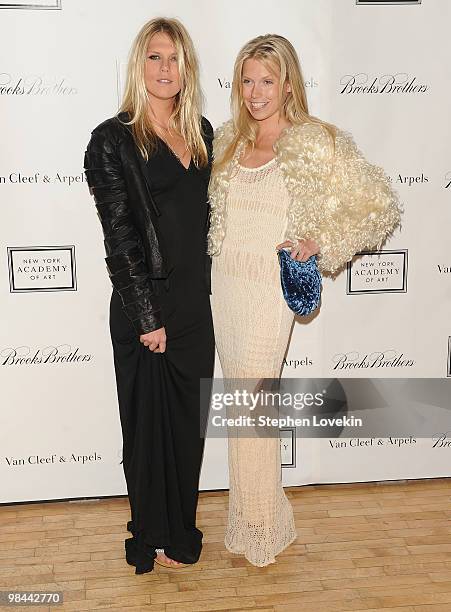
1;0;450;503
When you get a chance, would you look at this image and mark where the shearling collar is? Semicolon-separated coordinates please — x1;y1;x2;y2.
207;118;401;275
207;118;335;258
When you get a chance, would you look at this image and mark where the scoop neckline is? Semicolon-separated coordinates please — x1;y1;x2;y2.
237;157;276;172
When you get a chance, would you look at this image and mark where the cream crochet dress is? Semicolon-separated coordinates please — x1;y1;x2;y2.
211;158;297;567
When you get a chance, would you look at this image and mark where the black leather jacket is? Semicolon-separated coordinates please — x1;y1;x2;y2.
84;112;213;335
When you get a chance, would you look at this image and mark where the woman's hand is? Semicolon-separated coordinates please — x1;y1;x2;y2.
276;238;320;262
139;327;166;353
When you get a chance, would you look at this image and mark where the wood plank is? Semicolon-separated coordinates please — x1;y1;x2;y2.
0;477;449;611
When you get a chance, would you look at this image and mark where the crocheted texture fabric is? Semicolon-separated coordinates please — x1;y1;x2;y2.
211;160;297;567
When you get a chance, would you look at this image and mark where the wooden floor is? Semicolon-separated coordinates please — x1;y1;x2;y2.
1;478;451;611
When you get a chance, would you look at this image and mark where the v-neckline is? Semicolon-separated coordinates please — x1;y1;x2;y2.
157;135;192;171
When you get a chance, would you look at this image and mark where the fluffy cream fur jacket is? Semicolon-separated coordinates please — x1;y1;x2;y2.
207;119;401;275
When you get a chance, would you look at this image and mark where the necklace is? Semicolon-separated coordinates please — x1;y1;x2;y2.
151;119;189;163
164;138;189;164
151;118;170;132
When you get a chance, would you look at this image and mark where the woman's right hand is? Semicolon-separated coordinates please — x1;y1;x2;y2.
139;327;166;353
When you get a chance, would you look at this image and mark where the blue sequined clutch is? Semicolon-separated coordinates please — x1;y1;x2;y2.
277;248;322;316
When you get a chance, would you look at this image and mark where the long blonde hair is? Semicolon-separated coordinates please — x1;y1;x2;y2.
215;34;336;171
119;17;208;167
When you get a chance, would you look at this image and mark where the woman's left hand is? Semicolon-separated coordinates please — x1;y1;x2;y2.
276;238;320;262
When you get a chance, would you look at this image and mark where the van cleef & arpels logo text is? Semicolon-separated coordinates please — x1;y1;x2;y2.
217;76;319;89
0;172;86;186
4;452;101;467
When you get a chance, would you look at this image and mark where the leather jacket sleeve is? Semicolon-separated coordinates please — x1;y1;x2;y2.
84;126;162;335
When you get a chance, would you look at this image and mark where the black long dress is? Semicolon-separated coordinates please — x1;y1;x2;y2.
109;136;215;574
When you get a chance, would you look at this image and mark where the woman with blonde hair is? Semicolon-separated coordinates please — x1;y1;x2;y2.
208;34;401;566
84;17;214;574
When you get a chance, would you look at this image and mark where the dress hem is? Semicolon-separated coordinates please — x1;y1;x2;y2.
224;530;298;567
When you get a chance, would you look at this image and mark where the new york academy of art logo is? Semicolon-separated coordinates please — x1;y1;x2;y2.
7;246;76;292
280;428;296;468
347;250;408;295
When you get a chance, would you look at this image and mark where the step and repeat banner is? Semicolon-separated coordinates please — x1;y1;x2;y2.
1;0;450;503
